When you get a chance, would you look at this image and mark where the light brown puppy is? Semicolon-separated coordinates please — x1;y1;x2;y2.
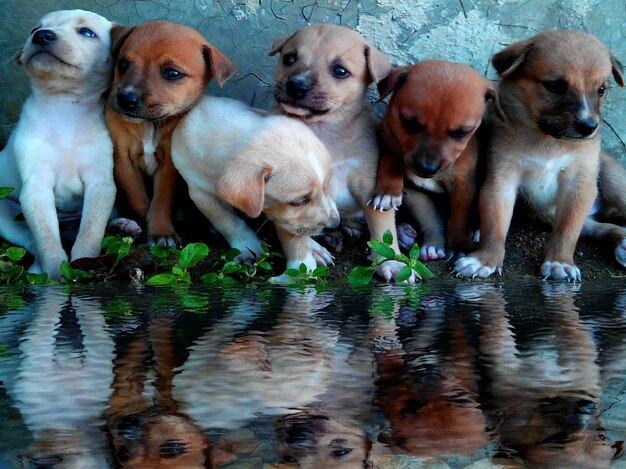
105;21;235;246
269;24;417;283
371;61;503;261
454;31;625;281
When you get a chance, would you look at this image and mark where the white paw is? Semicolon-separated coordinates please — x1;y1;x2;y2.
419;244;446;261
453;256;500;279
375;260;419;284
368;193;402;211
397;222;417;251
231;237;264;265
540;261;581;282
108;217;142;236
616;238;626;268
309;238;334;266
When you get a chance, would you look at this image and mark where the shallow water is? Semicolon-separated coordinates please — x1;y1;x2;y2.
0;279;625;468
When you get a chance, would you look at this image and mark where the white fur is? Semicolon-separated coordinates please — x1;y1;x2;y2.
0;10;116;280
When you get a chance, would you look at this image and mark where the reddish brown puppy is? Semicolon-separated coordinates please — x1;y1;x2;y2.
106;21;236;246
371;61;502;260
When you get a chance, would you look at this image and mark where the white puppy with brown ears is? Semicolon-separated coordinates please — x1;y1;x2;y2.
0;10;116;280
171;95;340;281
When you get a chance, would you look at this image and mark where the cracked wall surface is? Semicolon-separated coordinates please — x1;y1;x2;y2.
1;0;625;162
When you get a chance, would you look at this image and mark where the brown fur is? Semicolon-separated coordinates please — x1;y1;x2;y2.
454;30;625;281
105;21;235;246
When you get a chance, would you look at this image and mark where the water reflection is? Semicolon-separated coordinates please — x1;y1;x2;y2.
0;281;625;468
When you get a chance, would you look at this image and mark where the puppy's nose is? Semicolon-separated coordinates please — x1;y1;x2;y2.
32;29;57;46
574;118;598;137
414;161;440;178
286;79;311;99
327;207;340;229
117;91;143;111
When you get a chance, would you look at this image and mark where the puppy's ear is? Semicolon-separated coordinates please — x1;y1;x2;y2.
485;82;506;122
268;33;296;56
377;66;410;101
216;164;272;218
14;49;23;66
110;24;134;58
203;45;237;87
611;55;624;87
365;45;392;84
492;41;534;78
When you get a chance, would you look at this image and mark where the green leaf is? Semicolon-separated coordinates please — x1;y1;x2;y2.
4;247;26;262
224;248;242;261
411;261;434;279
0;187;14;200
299;263;308;273
146;273;178;285
368;241;396;259
101;236;119;249
150;245;173;259
285;268;302;277
179;243;209;270
117;243;131;259
222;261;243;274
396;265;414;283
201;272;219;283
257;261;272;271
60;261;74;281
409;244;420;260
382;229;394;246
172;266;184;277
312;266;329;277
349;266;375;286
27;273;48;285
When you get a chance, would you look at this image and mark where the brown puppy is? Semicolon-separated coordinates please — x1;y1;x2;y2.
371;61;503;261
106;21;236;246
454;31;625;281
269;24;417;282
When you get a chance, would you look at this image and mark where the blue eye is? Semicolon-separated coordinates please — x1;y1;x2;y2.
78;27;96;38
162;68;185;81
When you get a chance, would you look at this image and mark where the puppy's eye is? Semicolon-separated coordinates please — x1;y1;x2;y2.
332;65;350;79
449;128;471;140
400;114;422;134
283;52;297;66
332;448;352;458
598;84;608;97
542;80;567;94
162;68;185;81
117;58;129;74
78;27;97;38
289;195;310;207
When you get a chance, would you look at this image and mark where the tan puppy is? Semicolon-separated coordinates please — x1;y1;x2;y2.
106;21;236;246
371;61;503;261
269;24;417;283
454;31;625;281
0;10;116;280
171;96;339;281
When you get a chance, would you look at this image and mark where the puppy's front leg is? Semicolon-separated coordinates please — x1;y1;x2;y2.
403;187;446;261
271;229;317;283
447;176;478;257
454;173;520;278
147;146;179;247
369;149;405;211
114;148;150;220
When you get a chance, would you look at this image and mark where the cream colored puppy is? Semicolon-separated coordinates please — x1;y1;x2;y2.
0;10;116;280
171;95;339;280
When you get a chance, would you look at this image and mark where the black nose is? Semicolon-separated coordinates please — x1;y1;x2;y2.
574;118;598;136
117;91;143;111
32;29;57;46
286;79;311;99
414;161;440;178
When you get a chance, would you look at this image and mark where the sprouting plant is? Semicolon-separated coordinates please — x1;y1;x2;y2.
201;243;282;284
0;244;47;285
282;263;330;285
349;230;433;287
146;242;209;285
101;235;136;273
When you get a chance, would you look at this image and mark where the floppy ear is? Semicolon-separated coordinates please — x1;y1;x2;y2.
377;65;410;101
110;24;134;58
611;55;624;87
268;33;296;56
203;45;237;87
365;44;392;85
216;164;272;218
492;40;534;78
485;81;506;121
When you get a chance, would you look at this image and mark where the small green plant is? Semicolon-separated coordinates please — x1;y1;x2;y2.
146;242;209;285
349;230;433;287
101;235;136;272
282;263;330;285
0;244;47;285
60;260;91;284
201;243;282;284
0;187;14;199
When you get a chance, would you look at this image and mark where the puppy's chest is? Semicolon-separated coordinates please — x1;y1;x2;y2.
518;153;575;207
132;125;163;176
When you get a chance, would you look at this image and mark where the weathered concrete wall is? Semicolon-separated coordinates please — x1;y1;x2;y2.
1;0;625;162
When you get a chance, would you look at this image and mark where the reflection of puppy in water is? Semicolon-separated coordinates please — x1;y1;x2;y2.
469;284;624;468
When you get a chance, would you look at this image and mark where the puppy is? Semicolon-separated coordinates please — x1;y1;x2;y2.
371;61;503;261
454;30;625;281
0;10;116;280
269;24;417;283
171;95;339;279
105;21;236;246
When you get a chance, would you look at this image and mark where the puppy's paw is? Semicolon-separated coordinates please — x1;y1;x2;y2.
231;238;264;265
375;260;419;284
540;261;581;282
420;244;446;262
453;256;501;279
309;238;334;266
147;228;181;248
108;217;142;237
341;216;367;238
615;238;626;268
368;192;403;211
397;222;418;251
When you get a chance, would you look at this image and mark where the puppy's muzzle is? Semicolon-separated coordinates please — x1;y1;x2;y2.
117;90;144;112
286;78;311;99
32;29;57;46
413;160;441;178
574;118;598;137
